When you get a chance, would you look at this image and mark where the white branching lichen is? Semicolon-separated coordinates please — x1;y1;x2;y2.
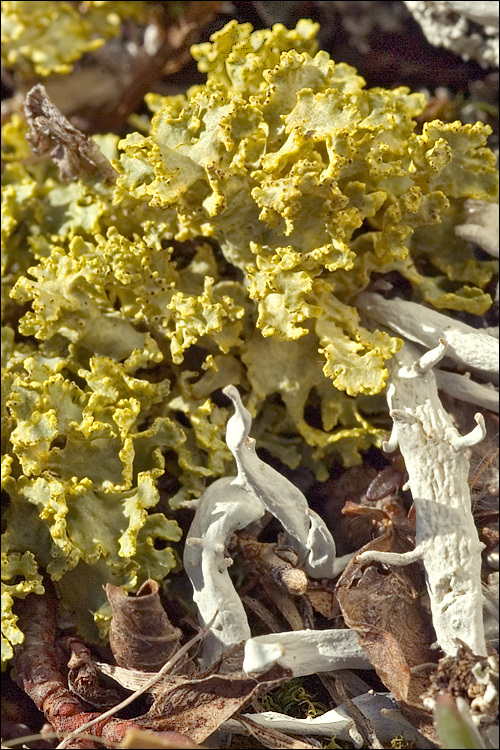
183;386;347;669
357;340;488;656
243;629;371;676
222;385;337;579
222;692;433;748
434;369;499;413
404;1;499;67
183;477;264;669
357;292;499;379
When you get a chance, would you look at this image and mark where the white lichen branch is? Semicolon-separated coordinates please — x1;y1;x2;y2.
455;199;500;258
184;477;264;669
183;386;356;670
434;369;499;413
357;340;488;656
222;692;433;748
222;385;337;578
243;629;370;676
357;292;499;380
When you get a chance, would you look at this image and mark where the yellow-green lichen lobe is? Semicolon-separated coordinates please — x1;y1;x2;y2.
1;17;498;665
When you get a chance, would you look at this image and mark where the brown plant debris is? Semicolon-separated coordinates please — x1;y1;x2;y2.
336;523;437;707
62;635;123;709
76;1;223;133
422;642;499;728
105;580;184;673
302;580;340;620
365;453;409;502
118;726;206;748
11;582;145;749
23;84;117;182
11;579;295;748
327;674;385;749
235;531;340;626
233;533;309;596
233;713;319;749
139;665;292;744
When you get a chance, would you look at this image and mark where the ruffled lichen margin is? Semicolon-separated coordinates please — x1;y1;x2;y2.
1;18;498;664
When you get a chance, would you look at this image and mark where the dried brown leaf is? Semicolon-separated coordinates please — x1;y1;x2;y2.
58;620;216;747
336;525;437;706
140;665;292;744
63;636;122;709
105;580;183;673
365;455;408;501
23;84;117;182
303;581;340;620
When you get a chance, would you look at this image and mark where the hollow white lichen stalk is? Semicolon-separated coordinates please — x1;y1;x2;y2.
184;386;354;670
357;340;488;656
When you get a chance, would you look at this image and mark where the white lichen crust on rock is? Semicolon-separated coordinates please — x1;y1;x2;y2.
357;340;488;657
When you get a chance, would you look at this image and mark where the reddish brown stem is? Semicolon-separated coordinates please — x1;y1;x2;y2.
12;582;144;749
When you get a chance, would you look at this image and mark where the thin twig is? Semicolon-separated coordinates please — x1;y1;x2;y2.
2;732;120;748
333;676;385;749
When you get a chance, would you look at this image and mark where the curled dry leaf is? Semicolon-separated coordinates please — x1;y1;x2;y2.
23;84;117;182
62;635;122;709
336;524;437;707
105;580;183;673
